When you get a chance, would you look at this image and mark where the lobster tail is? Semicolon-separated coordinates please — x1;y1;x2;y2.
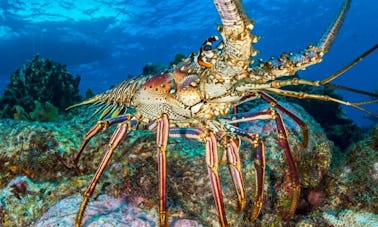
66;75;149;119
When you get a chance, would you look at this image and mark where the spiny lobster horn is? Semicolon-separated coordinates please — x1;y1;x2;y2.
247;0;352;82
214;0;247;27
318;0;351;52
213;0;259;65
66;75;150;119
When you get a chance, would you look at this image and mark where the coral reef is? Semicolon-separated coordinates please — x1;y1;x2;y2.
322;210;378;227
0;101;344;226
0;54;82;121
323;124;378;213
292;124;378;226
34;195;157;226
142;63;167;75
141;53;186;76
0;118;87;188
169;53;186;66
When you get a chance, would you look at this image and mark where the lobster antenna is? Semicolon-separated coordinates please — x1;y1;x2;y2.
320;44;378;85
263;87;378;118
325;83;378;98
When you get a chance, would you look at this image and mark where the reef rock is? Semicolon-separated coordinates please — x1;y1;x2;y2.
34;195;202;227
0;101;338;226
322;124;378;213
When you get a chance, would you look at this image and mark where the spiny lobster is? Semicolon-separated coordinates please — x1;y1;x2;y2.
66;0;377;226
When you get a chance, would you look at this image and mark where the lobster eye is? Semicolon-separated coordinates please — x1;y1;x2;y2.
203;44;212;51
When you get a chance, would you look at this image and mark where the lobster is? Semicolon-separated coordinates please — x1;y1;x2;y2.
66;0;377;226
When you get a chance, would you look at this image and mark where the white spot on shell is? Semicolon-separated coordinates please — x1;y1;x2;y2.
191;102;203;114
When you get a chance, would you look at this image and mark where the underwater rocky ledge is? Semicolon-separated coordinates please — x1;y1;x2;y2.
0;102;377;226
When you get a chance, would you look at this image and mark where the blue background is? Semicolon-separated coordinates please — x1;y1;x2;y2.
0;0;376;125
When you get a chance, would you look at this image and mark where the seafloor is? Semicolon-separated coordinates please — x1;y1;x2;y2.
0;102;377;226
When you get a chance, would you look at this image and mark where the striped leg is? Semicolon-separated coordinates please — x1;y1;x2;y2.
248;133;266;221
221;123;267;221
58;115;133;172
206;131;228;227
274;113;301;219
156;114;170;227
225;136;246;212
225;107;300;219
168;128;229;226
260;92;309;148
75;120;130;226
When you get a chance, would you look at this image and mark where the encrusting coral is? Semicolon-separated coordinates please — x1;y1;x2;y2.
323;124;378;213
0;54;82;121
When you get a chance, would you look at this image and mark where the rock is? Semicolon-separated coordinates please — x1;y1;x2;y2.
0;101;342;226
322;124;378;213
33;194;203;226
34;195;156;226
321;210;378;227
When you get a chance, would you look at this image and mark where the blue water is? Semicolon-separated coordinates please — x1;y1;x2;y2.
0;0;377;125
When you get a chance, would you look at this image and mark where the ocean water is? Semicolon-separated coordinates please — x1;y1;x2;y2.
1;1;378;226
0;0;377;125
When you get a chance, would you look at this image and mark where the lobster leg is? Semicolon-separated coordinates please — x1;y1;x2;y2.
225;107;300;219
260;92;309;148
169;128;228;226
223;113;269;221
221;120;268;220
75;115;132;165
274;112;300;219
225;136;246;212
156;114;170;227
206;131;228;227
248;134;265;221
76;120;130;226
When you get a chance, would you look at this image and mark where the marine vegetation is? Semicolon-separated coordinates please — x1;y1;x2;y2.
60;0;378;226
0;54;82;121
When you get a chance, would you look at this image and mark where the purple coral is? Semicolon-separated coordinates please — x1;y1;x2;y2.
34;195;202;227
34;195;156;226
